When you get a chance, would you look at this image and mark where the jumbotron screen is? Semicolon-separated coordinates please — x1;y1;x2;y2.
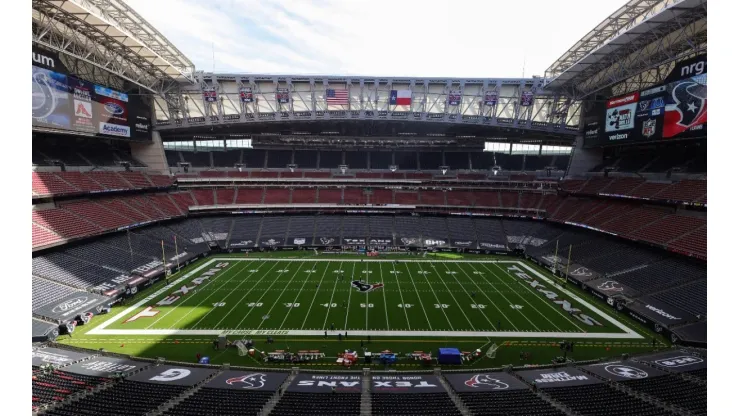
583;54;707;147
31;46;152;141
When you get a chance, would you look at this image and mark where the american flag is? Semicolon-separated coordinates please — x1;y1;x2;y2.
326;89;349;105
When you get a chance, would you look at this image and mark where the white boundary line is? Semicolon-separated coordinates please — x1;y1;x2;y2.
89;258;642;339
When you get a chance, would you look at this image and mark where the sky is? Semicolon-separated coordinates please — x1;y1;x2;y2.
126;0;629;78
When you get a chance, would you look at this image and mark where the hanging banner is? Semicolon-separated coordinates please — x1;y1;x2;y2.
239;87;254;103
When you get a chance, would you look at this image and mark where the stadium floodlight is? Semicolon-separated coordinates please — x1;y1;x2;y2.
287;164;298;173
439;165;450;175
339;164;348;175
389;165;398;172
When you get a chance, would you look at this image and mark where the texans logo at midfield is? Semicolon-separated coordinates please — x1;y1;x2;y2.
351;280;384;293
464;374;509;390
226;373;266;389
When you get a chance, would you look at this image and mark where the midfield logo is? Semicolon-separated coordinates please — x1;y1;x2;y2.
464;374;509;390
351;280;384;293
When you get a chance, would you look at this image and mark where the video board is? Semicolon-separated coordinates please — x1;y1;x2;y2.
583;54;706;147
32;46;152;141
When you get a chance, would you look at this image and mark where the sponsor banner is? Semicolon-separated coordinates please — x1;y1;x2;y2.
586;361;664;381
62;357;148;377
32;45;67;74
127;365;218;386
239;87;254;102
484;91;498;106
605;92;638;139
33;291;109;321
69;77;96;133
98;122;131;137
664;54;707;84
367;237;393;245
287;237;308;246
626;297;691;327
516;367;601;387
343;237;366;245
94;85;129;102
584;120;600;142
662;73;706;139
585;277;640;298
203;86;218;102
423;238;448;247
520;91;534;107
228;239;255;248
448;90;462;106
371;375;445;393
640;350;706;373
445;372;528;392
259;237;284;247
32;347;91;367
288;374;362;393
32;319;59;341
276;88;290;104
206;371;288;391
452;240;476;248
399;237;421;247
314;236;339;246
479;241;507;250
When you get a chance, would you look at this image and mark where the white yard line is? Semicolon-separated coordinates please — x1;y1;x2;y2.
390;262;411;330
301;262;332;329
412;262;455;330
485;262;581;332
342;262;357;330
176;260;259;329
365;262;369;331
278;262;325;330
146;261;247;329
253;261;307;330
379;262;390;330
216;261;284;329
439;262;496;330
93;328;645;339
453;262;521;331
321;262;343;330
401;262;434;330
90;258;220;333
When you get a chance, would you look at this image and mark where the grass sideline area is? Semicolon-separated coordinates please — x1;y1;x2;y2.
59;251;668;370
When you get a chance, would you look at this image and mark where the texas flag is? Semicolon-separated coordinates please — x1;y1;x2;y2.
389;89;412;106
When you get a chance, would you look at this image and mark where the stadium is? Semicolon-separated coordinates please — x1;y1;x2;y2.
30;0;708;414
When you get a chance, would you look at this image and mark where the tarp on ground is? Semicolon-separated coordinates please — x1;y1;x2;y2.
445;372;528;392
127;365;217;386
32;319;58;342
33;291;110;322
32;347;92;367
586;361;665;381
670;321;707;344
438;348;462;365
287;374;362;393
517;367;603;387
625;297;692;328
62;357;148;377
639;350;706;373
371;375;445;393
205;371;288;391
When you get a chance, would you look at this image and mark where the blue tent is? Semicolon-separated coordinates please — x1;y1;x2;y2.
437;348;461;365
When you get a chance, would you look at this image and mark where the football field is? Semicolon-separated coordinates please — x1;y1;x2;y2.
90;257;640;339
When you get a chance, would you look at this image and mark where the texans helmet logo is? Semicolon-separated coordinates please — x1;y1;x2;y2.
226;373;267;389
664;78;707;138
597;280;624;292
351;280;384;293
464;374;509;390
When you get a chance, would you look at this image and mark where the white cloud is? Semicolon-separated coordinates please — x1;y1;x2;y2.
125;0;628;77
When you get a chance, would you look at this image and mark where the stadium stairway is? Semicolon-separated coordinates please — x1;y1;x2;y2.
509;371;576;416
152;369;223;416
577;365;692;416
437;372;472;416
361;374;372;416
260;371;298;416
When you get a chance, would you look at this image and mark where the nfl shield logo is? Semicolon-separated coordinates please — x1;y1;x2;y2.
642;119;656;138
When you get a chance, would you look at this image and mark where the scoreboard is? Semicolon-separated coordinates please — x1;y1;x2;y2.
583;54;706;147
31;46;152;141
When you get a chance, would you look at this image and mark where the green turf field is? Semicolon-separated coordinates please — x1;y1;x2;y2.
58;253;666;369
